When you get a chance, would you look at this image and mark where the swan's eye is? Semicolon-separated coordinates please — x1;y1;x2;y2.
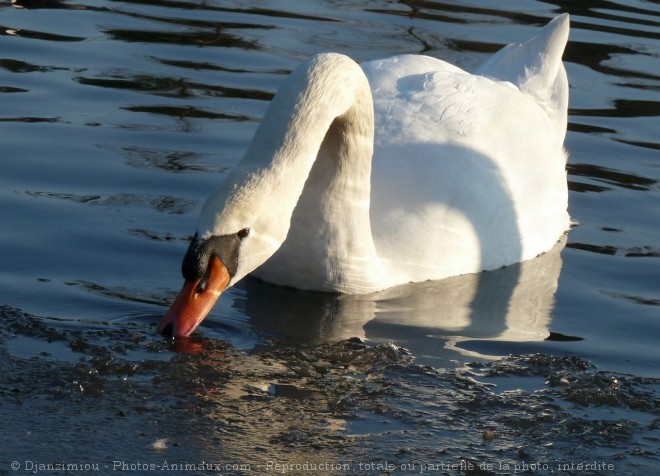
237;228;250;239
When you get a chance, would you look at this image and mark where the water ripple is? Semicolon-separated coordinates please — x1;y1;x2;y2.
25;190;197;214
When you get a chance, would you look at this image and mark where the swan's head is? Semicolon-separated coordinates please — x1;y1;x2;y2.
157;170;294;337
156;229;243;338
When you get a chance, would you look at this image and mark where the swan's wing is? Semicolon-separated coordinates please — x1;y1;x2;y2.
476;14;570;142
361;50;569;282
362;55;484;146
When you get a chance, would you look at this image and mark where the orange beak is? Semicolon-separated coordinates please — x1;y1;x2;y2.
157;256;230;337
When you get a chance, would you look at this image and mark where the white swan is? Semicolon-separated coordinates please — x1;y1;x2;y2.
158;14;571;337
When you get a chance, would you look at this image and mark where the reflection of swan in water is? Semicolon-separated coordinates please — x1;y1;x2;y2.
239;237;566;364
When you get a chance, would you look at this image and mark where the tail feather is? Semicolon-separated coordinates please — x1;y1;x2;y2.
477;14;570;141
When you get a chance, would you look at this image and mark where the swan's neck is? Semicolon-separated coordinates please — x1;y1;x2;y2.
200;54;384;290
255;68;386;292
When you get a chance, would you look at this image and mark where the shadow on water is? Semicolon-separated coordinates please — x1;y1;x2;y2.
239;237;564;365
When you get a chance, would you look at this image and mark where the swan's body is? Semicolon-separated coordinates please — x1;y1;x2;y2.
158;14;571;337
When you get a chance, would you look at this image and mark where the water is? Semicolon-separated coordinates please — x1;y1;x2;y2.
1;1;658;474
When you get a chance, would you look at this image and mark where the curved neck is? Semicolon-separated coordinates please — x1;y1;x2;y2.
237;54;383;291
241;54;373;203
198;54;383;290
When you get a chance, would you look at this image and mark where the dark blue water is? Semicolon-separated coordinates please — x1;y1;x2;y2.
1;1;658;474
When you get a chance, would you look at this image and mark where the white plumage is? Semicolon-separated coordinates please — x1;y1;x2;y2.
197;14;571;294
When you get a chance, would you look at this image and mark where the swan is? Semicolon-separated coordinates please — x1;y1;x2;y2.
158;14;571;337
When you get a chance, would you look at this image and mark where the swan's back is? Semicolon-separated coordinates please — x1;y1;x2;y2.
476;13;570;142
361;15;570;284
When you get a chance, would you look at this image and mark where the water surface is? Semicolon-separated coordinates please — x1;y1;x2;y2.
1;0;658;474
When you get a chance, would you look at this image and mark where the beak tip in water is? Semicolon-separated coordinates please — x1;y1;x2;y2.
157;255;230;338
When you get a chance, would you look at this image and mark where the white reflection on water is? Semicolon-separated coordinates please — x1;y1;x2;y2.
239;237;566;363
